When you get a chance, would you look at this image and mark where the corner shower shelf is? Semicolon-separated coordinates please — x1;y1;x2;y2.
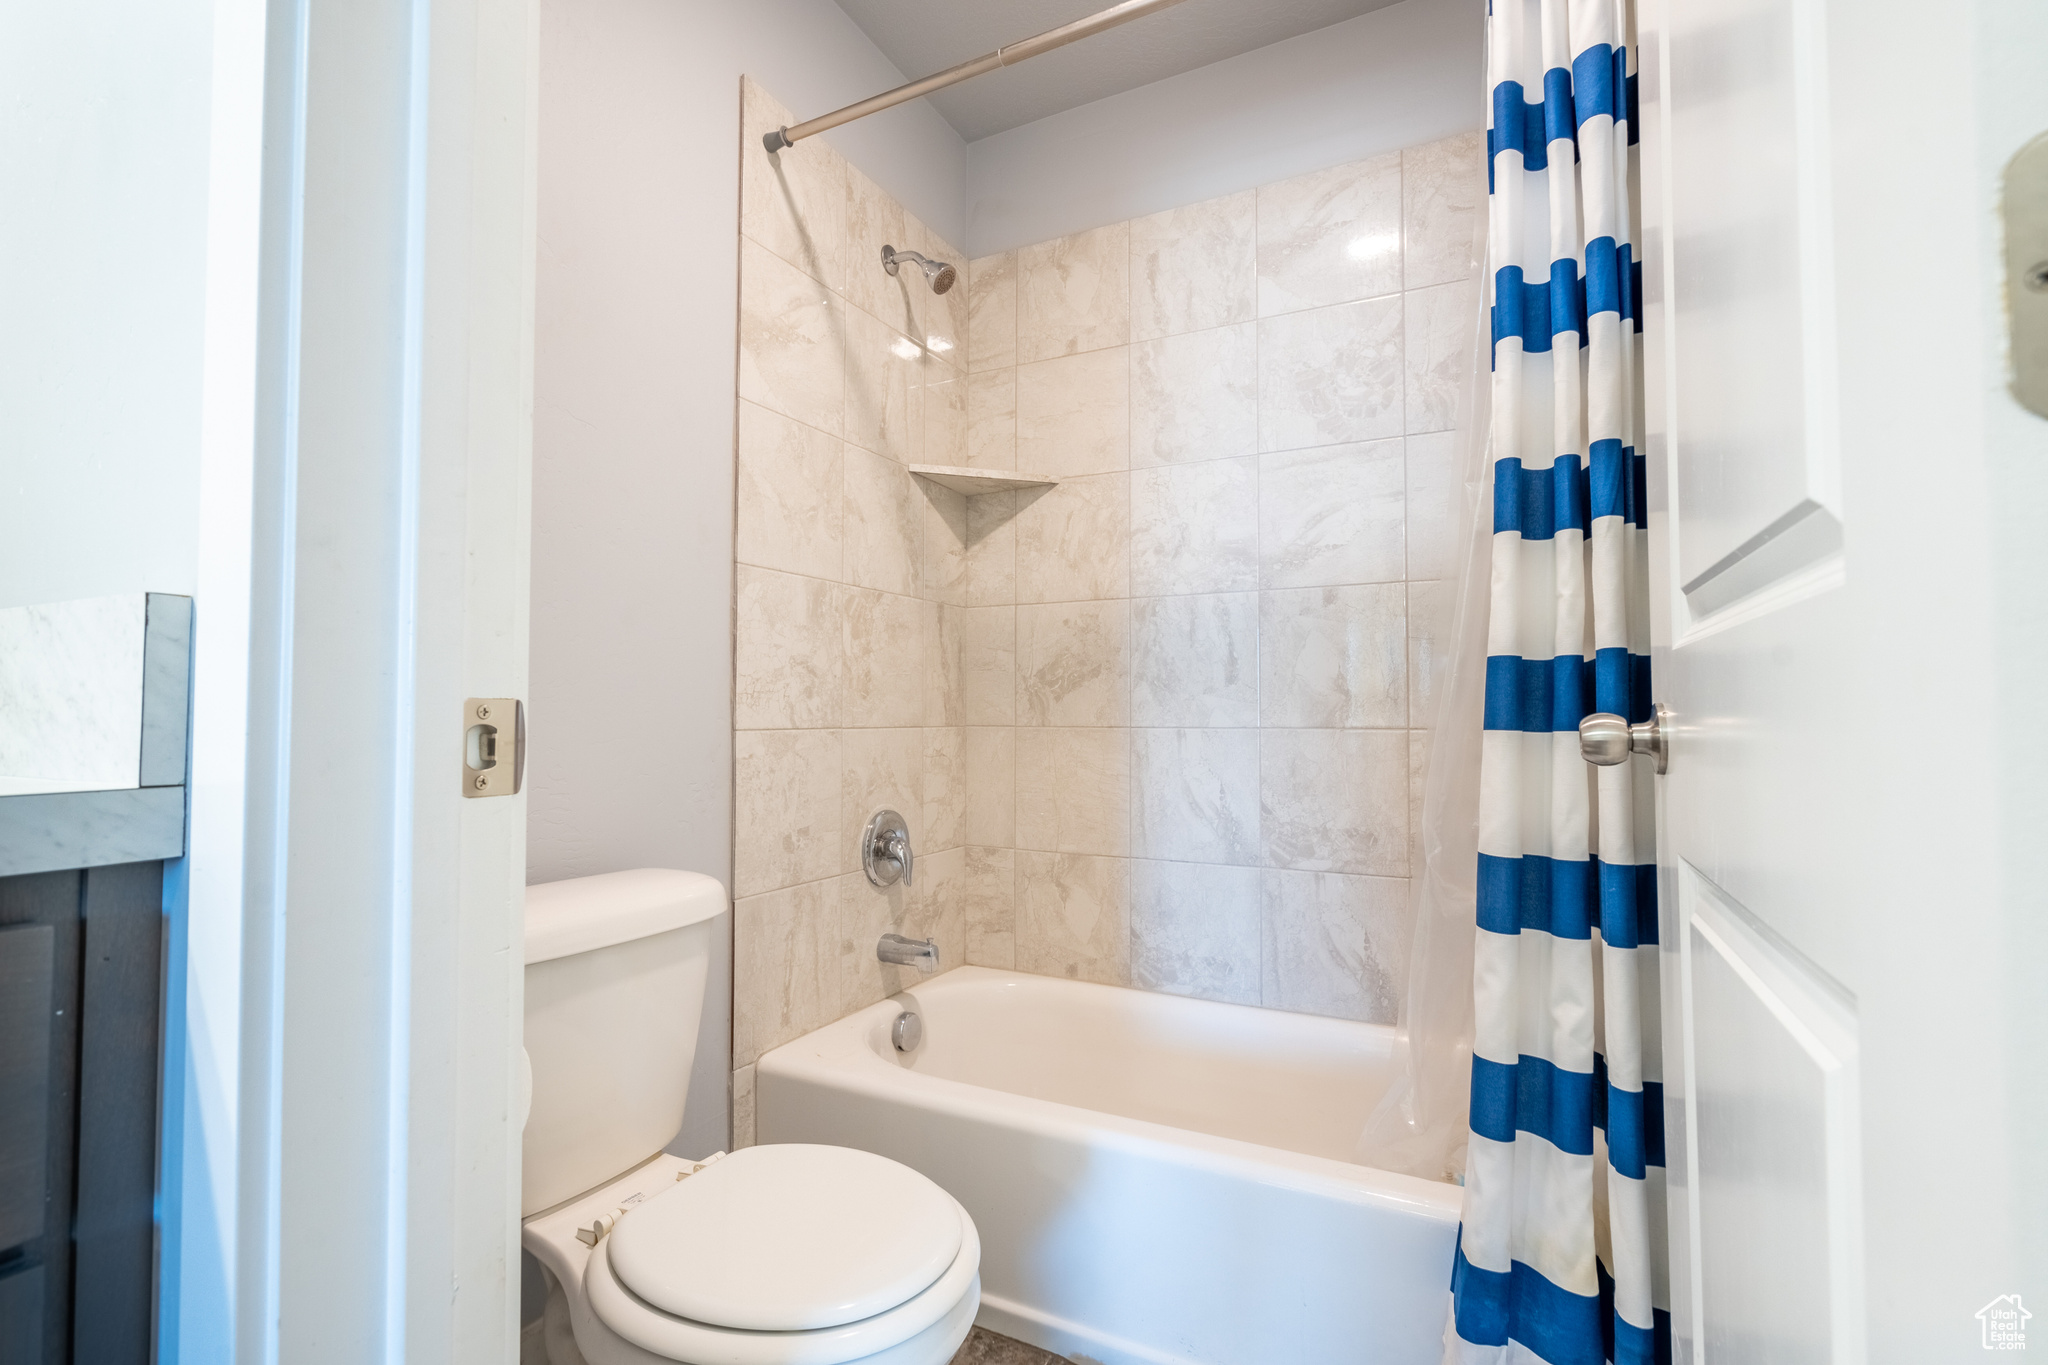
908;464;1055;496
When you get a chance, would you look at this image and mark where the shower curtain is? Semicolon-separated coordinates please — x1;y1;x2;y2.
1449;0;1667;1361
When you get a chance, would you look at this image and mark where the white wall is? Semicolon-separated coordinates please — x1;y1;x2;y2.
530;0;966;1160
0;2;215;609
963;0;1483;257
0;5;236;1359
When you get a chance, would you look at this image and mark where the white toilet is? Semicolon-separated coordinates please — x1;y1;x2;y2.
520;869;980;1365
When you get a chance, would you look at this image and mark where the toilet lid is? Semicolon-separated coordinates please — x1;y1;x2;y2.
604;1144;964;1332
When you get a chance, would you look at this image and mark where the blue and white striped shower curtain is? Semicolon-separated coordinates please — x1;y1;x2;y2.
1450;2;1667;1362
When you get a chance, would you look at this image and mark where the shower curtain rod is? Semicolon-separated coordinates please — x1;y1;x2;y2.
763;0;1192;153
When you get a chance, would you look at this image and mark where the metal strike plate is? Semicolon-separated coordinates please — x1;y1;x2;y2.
2006;133;2048;418
462;697;524;797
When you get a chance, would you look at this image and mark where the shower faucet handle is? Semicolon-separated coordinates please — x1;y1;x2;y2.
863;809;914;887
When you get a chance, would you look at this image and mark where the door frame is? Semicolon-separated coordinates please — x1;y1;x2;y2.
165;0;537;1360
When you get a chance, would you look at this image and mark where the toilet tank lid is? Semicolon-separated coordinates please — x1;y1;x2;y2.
525;869;726;965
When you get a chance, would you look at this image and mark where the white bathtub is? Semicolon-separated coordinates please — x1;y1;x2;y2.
756;967;1460;1365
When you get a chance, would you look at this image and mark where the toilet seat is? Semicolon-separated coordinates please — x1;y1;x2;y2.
579;1148;980;1365
607;1145;963;1331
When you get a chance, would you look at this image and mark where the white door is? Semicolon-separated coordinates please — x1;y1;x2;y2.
198;2;541;1361
1635;1;2043;1360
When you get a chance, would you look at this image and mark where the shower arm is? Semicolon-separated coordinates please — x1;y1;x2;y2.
763;0;1192;153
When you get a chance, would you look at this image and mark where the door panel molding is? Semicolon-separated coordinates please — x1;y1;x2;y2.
1679;500;1841;621
1677;862;1864;1365
1644;0;1845;643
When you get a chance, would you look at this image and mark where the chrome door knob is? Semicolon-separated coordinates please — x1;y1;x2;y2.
1579;703;1670;773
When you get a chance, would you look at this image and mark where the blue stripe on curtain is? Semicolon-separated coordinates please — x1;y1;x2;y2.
1613;1080;1668;1178
1456;1251;1672;1365
1572;45;1617;127
1469;1055;1668;1182
1588;439;1647;529
1477;854;1657;946
1485;68;1585;189
1617;243;1640;328
1491;58;1613;193
1586;237;1624;316
1480;650;1651;729
1596;1262;1671;1365
1454;1238;1608;1365
1596;859;1659;948
1477;852;1594;939
1482;656;1592;732
1470;1054;1596;1155
1491;262;1590;363
1492;453;1591;537
1592;645;1654;721
1591;1061;1668;1178
1542;66;1576;150
1490;80;1549;187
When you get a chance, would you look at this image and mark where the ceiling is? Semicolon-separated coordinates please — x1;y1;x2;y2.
830;0;1406;143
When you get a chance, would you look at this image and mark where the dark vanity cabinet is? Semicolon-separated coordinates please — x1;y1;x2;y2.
1;863;164;1365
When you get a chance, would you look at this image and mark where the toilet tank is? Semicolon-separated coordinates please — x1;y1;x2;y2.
522;869;726;1216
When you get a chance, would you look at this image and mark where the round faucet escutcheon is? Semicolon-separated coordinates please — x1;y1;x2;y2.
862;809;914;887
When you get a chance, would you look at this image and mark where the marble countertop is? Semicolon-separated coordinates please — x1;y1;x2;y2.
0;593;190;877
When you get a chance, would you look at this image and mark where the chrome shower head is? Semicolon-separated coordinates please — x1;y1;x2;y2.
881;245;958;295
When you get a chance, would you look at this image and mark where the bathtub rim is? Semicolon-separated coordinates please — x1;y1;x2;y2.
755;966;1462;1225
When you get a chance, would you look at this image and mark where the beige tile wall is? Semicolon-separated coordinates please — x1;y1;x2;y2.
729;81;1485;1143
953;132;1486;1023
729;80;991;1145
